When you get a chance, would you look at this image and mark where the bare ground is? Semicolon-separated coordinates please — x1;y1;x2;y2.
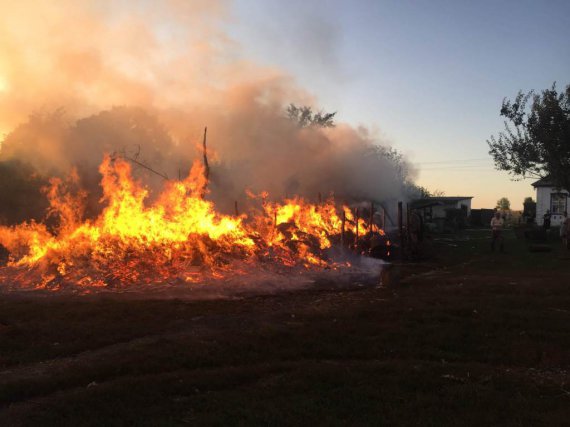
0;229;569;426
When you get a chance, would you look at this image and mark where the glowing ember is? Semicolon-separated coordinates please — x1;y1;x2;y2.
0;155;385;291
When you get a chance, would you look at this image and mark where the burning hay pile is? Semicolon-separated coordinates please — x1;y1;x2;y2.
0;154;387;293
0;1;416;294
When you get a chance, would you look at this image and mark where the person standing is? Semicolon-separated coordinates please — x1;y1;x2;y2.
409;209;424;260
543;209;552;230
563;212;570;250
490;211;505;252
561;212;568;246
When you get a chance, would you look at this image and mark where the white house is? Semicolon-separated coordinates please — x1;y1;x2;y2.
532;178;569;226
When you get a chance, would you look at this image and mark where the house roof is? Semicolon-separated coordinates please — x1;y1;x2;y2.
531;177;554;187
410;196;473;209
421;196;473;202
531;177;569;191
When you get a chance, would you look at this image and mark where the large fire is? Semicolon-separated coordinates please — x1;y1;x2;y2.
0;155;386;292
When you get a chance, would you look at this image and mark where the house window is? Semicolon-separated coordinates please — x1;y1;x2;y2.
550;193;567;214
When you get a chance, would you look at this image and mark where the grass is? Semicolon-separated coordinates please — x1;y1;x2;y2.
0;229;569;426
430;226;570;271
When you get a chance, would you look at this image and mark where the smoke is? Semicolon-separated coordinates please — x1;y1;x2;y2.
0;0;414;220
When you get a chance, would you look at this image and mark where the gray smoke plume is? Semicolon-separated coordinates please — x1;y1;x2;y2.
0;0;416;221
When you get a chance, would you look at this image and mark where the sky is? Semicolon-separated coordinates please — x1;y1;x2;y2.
0;0;568;210
229;0;570;209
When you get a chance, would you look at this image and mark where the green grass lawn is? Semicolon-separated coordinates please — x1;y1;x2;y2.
0;230;569;426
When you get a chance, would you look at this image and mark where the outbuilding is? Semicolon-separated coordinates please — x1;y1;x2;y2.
412;196;473;222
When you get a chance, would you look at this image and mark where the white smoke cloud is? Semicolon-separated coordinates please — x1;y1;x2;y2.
0;0;414;217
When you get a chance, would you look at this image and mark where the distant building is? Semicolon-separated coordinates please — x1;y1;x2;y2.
411;196;473;222
532;178;568;226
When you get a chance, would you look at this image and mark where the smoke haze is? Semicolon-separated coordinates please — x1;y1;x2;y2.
0;0;415;219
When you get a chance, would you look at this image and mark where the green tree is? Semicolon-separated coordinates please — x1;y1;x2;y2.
496;197;511;211
487;83;570;189
522;196;536;219
286;104;336;128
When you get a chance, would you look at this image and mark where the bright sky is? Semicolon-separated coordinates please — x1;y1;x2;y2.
229;0;570;209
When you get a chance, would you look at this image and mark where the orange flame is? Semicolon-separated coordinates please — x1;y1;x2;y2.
0;155;383;290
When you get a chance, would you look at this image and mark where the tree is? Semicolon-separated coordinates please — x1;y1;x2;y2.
487;83;570;190
286;104;336;128
0;159;49;225
406;185;445;199
412;185;432;199
368;146;446;199
496;197;511;211
522;196;536;219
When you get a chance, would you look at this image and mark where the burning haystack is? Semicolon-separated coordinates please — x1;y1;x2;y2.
0;0;411;294
0;153;390;293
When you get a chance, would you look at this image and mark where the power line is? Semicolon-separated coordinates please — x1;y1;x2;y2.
419;167;492;171
414;157;490;165
420;164;495;169
418;165;495;171
420;169;495;173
